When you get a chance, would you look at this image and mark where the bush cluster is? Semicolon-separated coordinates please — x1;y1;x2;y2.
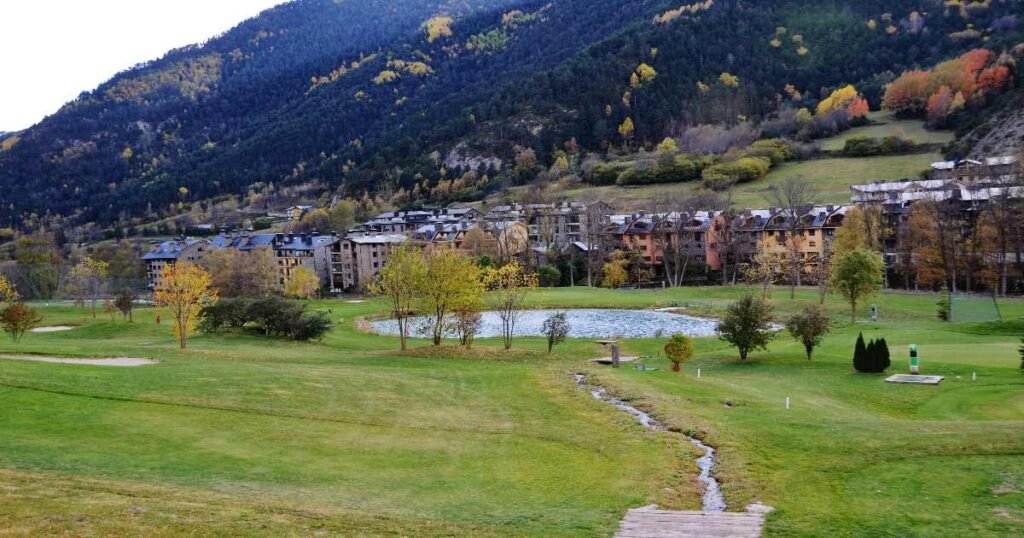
616;157;706;186
842;136;918;157
701;156;772;191
853;333;890;373
200;297;332;341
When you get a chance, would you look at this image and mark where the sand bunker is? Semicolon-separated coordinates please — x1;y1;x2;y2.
30;326;76;333
0;355;157;367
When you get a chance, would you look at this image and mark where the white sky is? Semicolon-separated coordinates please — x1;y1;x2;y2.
0;0;284;132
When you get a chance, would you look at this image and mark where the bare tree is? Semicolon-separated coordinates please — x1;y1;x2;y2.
768;176;818;297
581;199;611;287
812;236;834;304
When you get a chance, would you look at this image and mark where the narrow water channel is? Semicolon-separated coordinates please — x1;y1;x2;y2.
575;374;726;512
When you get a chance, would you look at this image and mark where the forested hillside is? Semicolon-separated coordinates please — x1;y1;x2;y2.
1;0;1022;231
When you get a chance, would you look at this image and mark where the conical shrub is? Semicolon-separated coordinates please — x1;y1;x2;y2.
853;333;867;372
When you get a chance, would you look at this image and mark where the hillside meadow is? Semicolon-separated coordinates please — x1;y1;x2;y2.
545;115;947;210
0;286;1020;536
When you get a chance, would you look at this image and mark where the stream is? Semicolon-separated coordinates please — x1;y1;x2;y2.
575;374;726;512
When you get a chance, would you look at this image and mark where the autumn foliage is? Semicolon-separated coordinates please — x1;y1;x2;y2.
154;262;218;349
883;49;1013;124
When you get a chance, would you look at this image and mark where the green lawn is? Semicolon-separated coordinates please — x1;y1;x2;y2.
1;287;1022;536
819;112;955;152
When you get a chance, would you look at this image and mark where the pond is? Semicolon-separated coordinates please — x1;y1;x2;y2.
370;309;720;339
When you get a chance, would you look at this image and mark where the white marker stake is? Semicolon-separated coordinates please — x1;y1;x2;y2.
697;368;702;379
785;397;790;410
972;372;976;381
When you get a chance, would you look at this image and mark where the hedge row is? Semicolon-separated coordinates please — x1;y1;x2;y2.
200;297;333;341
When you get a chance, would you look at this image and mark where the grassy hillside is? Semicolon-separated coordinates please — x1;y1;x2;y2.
819;112;954;152
549;113;944;209
1;287;1022;535
552;151;939;210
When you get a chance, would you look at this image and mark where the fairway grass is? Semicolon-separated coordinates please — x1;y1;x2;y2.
1;288;1022;536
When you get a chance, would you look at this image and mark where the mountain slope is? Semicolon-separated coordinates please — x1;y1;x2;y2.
1;0;1022;228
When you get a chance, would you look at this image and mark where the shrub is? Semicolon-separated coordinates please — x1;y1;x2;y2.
0;303;42;343
664;333;694;372
853;333;868;371
854;333;890;373
542;312;570;353
247;297;306;336
717;295;775;360
751;138;794;159
537;265;561;287
702;157;771;190
747;138;793;165
843;136;918;157
287;311;333;341
199;297;332;341
786;304;830;360
842;136;879;157
587;162;632;185
199;298;253;333
937;295;950;321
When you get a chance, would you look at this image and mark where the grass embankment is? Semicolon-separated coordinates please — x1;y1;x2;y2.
0;286;1021;536
548;113;949;209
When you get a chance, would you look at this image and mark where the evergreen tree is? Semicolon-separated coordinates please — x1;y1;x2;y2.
878;337;891;372
853;332;867;372
866;338;879;372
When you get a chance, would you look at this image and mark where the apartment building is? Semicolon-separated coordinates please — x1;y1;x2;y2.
142;238;211;289
331;233;408;292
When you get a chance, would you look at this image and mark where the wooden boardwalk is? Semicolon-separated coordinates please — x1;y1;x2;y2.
615;507;766;538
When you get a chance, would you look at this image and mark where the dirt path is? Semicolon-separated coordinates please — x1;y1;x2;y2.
0;355;157;367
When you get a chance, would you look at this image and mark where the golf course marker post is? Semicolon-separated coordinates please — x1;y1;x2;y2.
909;344;919;375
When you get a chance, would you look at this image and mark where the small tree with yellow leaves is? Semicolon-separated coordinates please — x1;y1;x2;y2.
154;262;217;349
0;275;19;305
485;262;538;350
285;267;321;300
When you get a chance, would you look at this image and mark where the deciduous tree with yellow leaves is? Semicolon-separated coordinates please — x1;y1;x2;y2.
0;275;19;304
485;262;537;350
285;267;321;300
368;245;426;351
420;249;484;346
154;262;218;349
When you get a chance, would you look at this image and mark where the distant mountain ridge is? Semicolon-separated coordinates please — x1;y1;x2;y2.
1;0;1022;229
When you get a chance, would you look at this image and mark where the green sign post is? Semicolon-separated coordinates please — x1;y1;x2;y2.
909;344;919;375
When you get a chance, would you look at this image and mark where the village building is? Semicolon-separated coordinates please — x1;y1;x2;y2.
759;205;850;268
142;238;211;289
356;207;481;235
210;232;339;290
929;155;1021;183
603;211;726;280
331;233;408;292
485;201;613;250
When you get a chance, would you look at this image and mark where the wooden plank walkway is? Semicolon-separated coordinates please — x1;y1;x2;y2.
615;508;766;538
